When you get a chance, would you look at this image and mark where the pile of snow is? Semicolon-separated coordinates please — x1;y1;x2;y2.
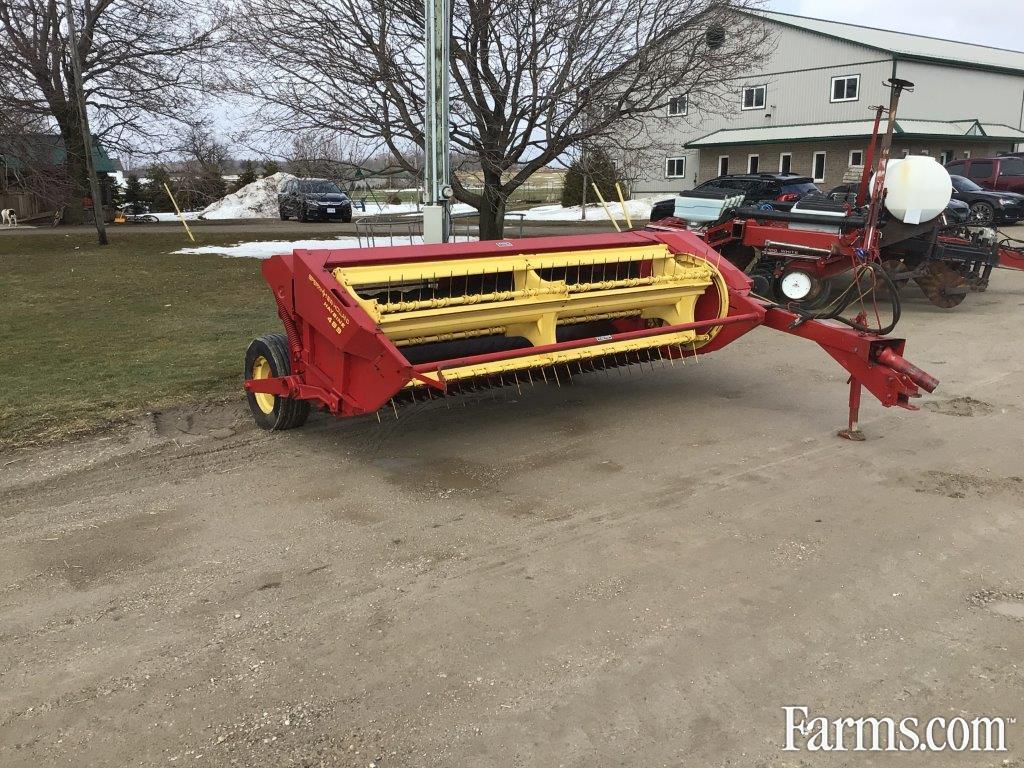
520;196;660;222
174;236;420;259
199;172;295;220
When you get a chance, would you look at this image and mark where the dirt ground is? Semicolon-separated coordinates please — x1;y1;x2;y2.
2;264;1024;766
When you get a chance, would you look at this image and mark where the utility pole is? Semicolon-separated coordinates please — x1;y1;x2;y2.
64;0;107;245
422;0;451;243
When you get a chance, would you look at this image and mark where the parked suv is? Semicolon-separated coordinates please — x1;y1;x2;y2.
649;173;819;221
944;156;1024;195
279;178;353;222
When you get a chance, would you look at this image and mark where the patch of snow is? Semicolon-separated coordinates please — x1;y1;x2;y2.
356;201;420;216
173;236;423;259
521;197;660;222
152;211;201;221
354;201;477;217
199;172;296;220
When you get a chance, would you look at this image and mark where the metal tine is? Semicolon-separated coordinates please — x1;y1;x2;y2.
390;398;400;419
513;371;523;396
526;367;535;386
691;338;701;363
376;409;382;423
564;362;573;384
552;366;561;387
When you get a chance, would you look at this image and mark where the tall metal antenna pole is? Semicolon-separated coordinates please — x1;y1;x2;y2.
423;0;451;243
64;0;108;245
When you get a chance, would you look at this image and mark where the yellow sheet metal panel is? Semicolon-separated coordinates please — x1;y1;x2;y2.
332;245;726;351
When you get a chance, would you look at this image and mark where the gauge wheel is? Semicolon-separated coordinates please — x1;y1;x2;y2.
775;269;831;309
969;201;995;226
245;333;310;430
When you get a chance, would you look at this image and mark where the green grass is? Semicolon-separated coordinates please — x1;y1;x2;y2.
0;229;280;450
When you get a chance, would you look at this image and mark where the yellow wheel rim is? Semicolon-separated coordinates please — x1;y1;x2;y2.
251;355;276;414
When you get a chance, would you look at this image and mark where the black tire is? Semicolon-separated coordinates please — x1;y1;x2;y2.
140;214;159;223
969;201;995;226
279;206;288;221
341;208;353;223
298;204;308;223
244;333;310;430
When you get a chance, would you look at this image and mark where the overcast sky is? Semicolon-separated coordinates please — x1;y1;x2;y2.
766;0;1024;52
194;0;1024;161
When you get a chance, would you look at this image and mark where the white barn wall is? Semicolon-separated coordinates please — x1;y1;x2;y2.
631;18;1024;196
634;24;893;193
894;59;1024;127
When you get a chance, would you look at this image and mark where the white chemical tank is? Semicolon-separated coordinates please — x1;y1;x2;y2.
880;156;952;225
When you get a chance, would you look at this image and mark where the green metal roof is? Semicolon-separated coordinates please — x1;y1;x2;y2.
0;133;116;174
751;10;1024;76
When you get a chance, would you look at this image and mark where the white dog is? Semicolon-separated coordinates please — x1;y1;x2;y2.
1;209;17;228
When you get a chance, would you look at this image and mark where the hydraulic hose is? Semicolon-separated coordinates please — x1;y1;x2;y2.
783;261;902;335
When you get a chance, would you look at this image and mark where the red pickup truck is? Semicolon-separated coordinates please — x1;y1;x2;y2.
945;156;1024;194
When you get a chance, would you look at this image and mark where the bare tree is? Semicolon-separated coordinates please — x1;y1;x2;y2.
228;0;771;238
287;130;346;179
173;125;231;208
0;0;227;222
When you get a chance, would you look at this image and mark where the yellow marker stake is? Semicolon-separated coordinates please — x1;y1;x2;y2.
164;182;196;242
615;182;633;229
591;183;621;232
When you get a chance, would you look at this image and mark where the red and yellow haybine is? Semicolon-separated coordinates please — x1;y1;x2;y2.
243;228;937;439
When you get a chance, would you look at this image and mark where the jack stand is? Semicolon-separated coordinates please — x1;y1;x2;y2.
838;377;866;441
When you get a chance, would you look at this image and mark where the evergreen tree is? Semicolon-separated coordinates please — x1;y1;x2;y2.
145;165;175;211
262;160;281;177
233;160;258;191
124;174;146;207
199;169;228;204
561;148;621;208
